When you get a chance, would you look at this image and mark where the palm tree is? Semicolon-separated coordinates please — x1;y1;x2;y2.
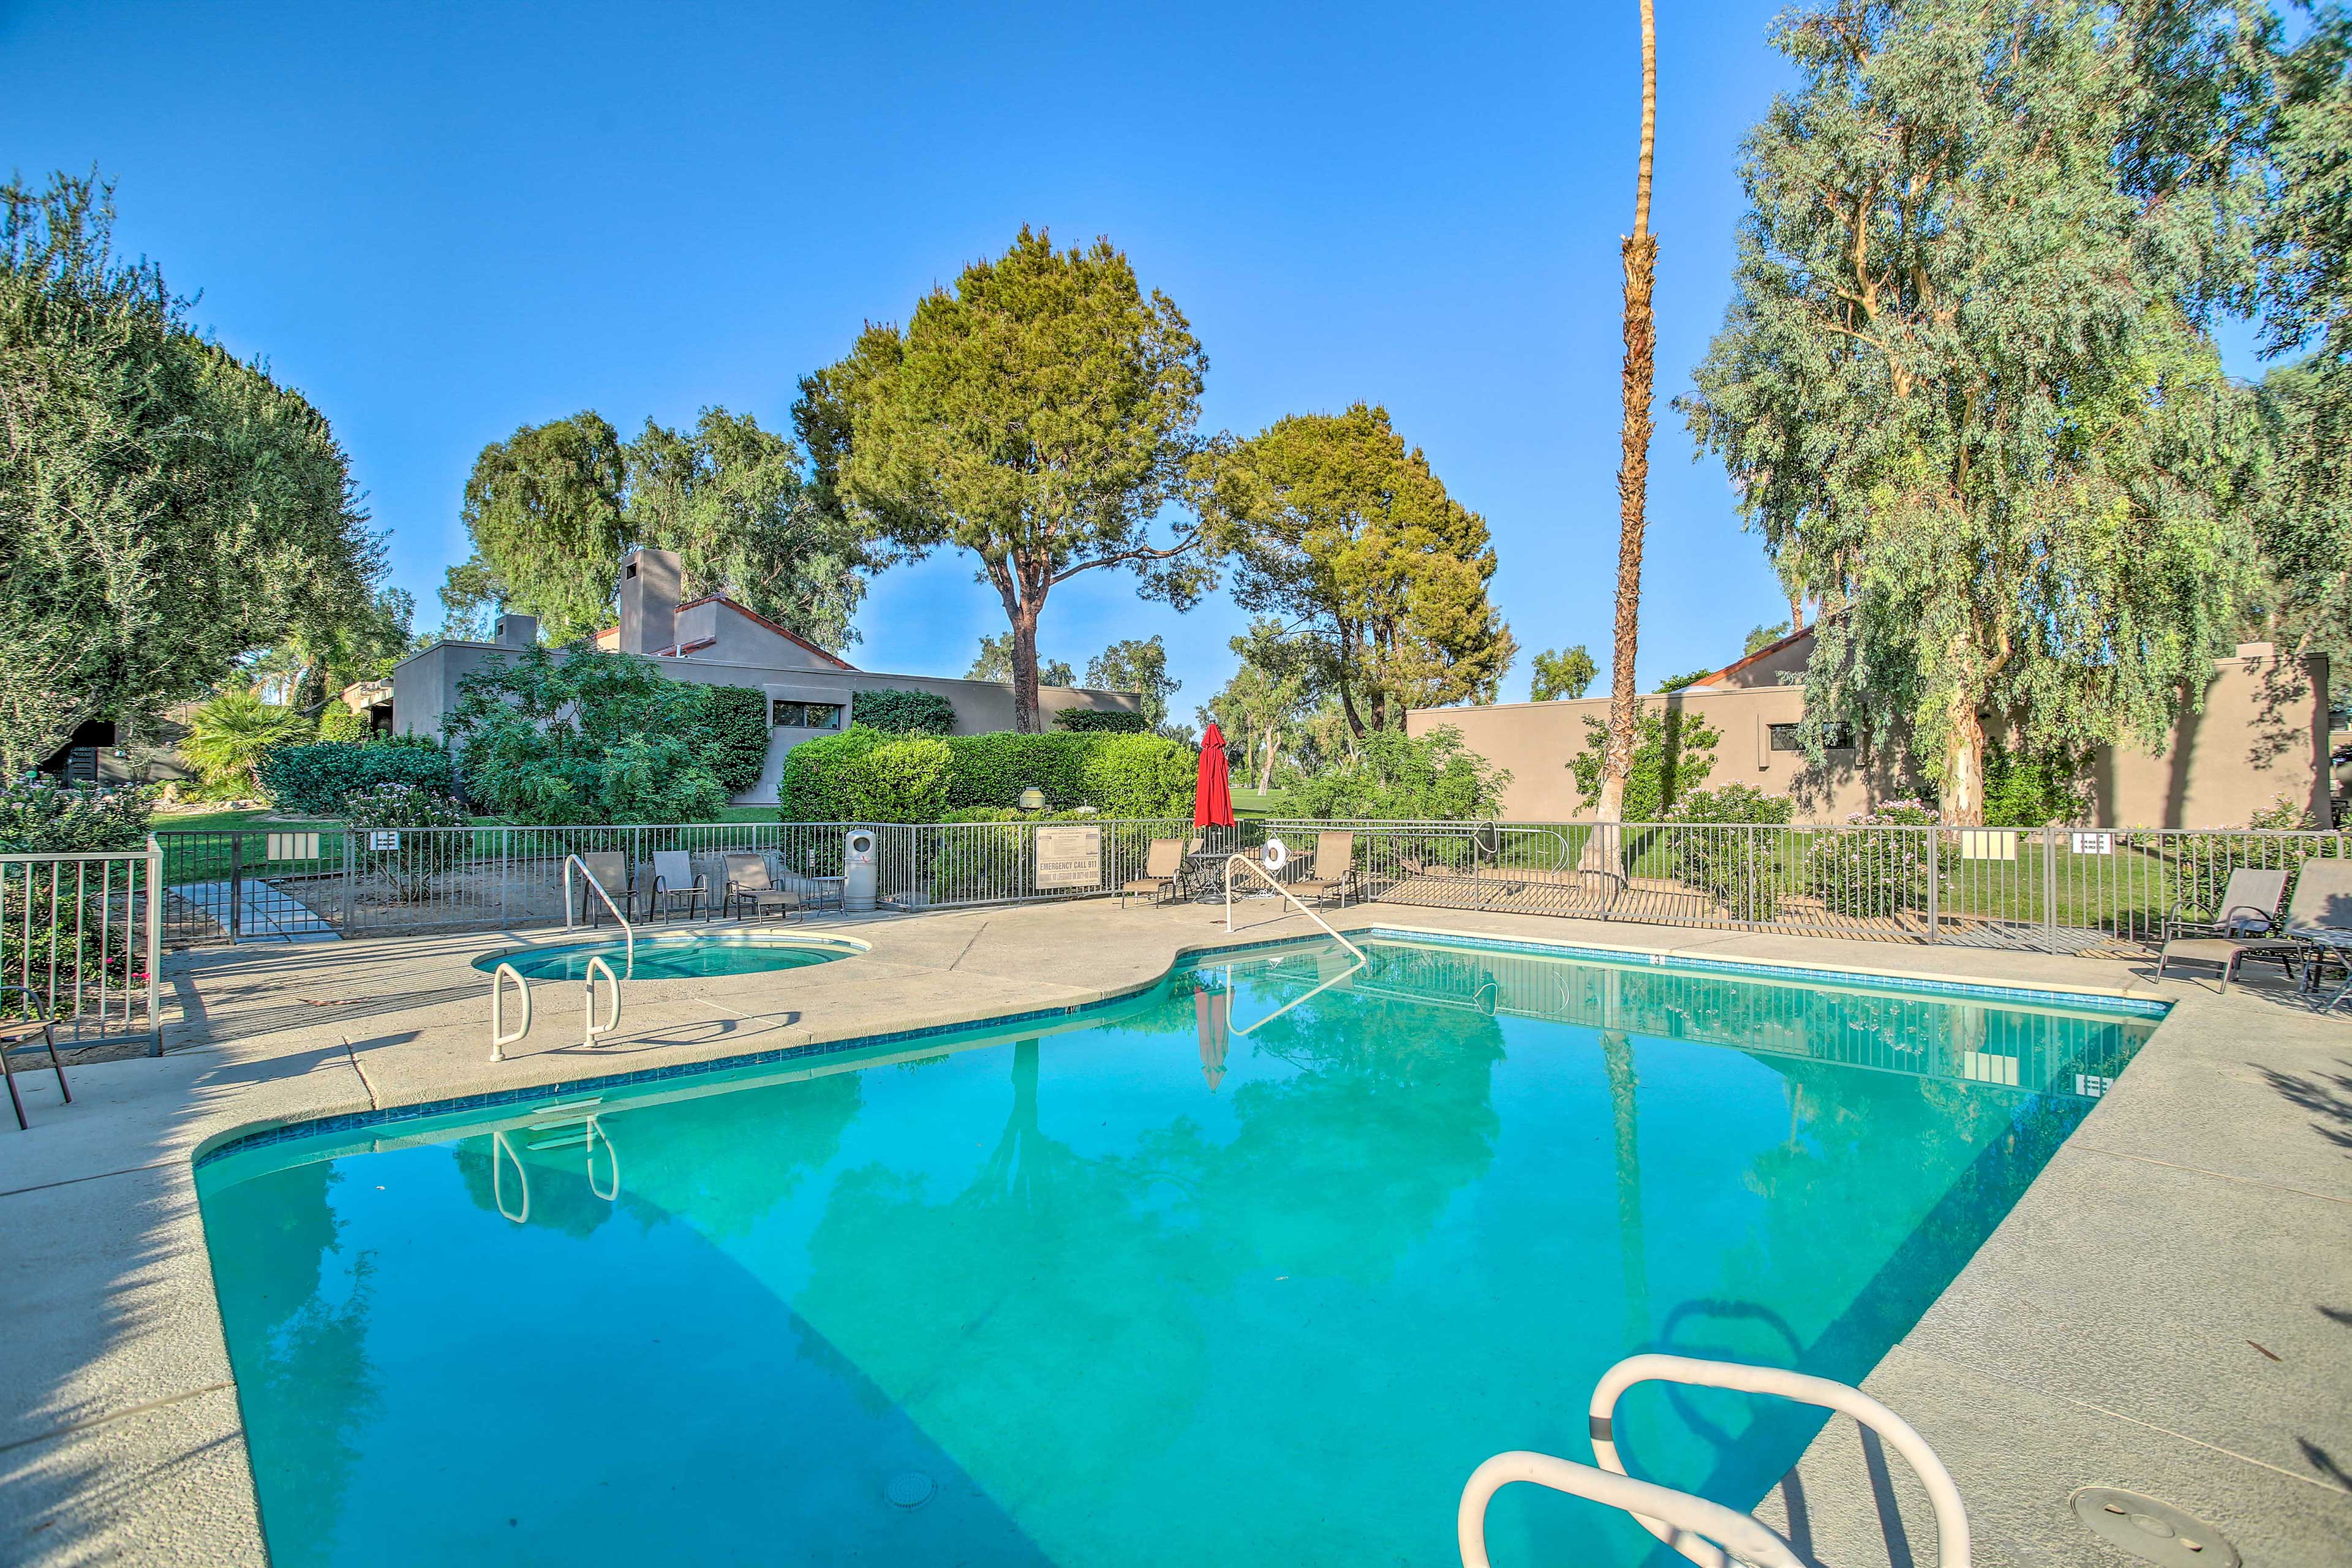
1593;0;1660;869
181;689;312;797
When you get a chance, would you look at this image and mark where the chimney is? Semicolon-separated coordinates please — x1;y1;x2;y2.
619;548;682;654
494;611;538;649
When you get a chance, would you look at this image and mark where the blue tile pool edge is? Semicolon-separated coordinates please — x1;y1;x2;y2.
190;921;2169;1170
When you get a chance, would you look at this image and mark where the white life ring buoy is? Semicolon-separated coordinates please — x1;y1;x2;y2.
1260;838;1288;872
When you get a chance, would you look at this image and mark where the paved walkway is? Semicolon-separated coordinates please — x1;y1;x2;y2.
1;900;2345;1565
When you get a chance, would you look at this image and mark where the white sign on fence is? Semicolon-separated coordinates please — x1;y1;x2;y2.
1035;825;1102;890
2070;831;2114;855
266;832;320;861
369;830;401;851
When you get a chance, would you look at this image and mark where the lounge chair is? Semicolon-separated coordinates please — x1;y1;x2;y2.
1122;839;1183;909
1;984;71;1131
2155;867;2297;992
2280;860;2352;1002
649;849;710;922
575;850;643;926
1287;830;1359;908
725;853;803;922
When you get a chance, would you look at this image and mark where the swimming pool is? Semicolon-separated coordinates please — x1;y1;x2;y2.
197;933;2160;1567
471;930;864;981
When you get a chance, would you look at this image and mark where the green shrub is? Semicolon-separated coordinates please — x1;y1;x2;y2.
846;736;953;823
1568;705;1719;820
1079;734;1197;817
1980;742;2091;827
342;782;470;901
316;706;372;744
0;777;154;853
1804;801;1943;918
942;732;1097;812
255;743;459;816
1052;708;1149;734
1661;783;1795;916
443;644;729;825
854;687;958;736
1291;726;1510;821
776;726;887;821
698;685;772;796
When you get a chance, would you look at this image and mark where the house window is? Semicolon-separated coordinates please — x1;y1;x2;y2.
1768;722;1854;752
771;699;843;731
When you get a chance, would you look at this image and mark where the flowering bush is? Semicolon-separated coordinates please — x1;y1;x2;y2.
1804;800;1945;918
1661;783;1795;917
342;782;470;901
0;776;153;853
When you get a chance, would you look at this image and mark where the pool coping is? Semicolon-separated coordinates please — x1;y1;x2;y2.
187;921;2168;1170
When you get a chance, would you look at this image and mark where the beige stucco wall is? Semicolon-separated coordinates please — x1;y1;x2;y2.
1409;646;2332;829
2092;648;2331;828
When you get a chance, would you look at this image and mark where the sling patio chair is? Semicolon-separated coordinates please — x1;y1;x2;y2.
724;853;804;922
574;850;644;927
2279;859;2352;1008
1121;839;1183;909
1286;830;1359;908
2154;867;2297;994
1;984;72;1132
648;849;712;922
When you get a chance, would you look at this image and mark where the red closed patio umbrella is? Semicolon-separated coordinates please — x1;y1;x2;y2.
1194;723;1235;830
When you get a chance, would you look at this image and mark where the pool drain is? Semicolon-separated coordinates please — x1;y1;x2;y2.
2068;1487;2237;1567
886;1471;935;1509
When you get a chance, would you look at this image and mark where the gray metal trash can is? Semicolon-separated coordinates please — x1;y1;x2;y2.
843;828;878;913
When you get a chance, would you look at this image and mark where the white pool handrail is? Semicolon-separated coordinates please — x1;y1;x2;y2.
1458;1451;1807;1568
562;853;635;976
488;961;531;1063
582;954;622;1047
491;1129;530;1224
1223;853;1366;962
1458;1352;1969;1568
1590;1354;1969;1568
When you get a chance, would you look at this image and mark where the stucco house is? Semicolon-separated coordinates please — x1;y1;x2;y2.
370;548;1142;805
1408;625;2333;829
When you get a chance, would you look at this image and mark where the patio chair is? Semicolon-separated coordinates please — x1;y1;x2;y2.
1121;839;1183;909
2154;867;2297;993
1;984;72;1132
648;850;711;922
1287;830;1359;908
724;853;803;922
2280;860;2352;1001
575;850;643;927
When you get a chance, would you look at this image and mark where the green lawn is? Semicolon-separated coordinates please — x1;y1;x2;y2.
1230;786;1300;820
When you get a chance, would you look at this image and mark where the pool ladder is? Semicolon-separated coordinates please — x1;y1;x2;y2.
486;954;624;1062
1458;1353;1969;1568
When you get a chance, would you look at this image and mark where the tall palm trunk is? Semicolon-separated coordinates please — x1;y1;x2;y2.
1593;0;1660;869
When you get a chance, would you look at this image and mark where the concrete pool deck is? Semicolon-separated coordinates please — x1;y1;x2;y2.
1;899;2345;1566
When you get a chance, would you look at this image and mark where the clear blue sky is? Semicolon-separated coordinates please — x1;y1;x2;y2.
3;0;1809;711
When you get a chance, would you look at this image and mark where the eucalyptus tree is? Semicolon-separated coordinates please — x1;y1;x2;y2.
0;172;379;776
442;412;625;643
1084;636;1182;731
1199;402;1516;736
1683;0;2269;823
801;228;1212;732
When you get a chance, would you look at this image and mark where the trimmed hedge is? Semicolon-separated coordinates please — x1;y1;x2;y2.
854;687;957;736
777;726;1195;821
1050;707;1148;734
256;742;458;816
699;685;771;795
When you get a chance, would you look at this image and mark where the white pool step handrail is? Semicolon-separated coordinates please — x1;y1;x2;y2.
562;853;635;974
1459;1452;1807;1568
488;961;531;1063
1460;1352;1969;1568
1223;853;1366;963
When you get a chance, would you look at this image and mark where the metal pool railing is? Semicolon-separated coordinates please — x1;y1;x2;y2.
1267;818;2352;959
151;813;2351;963
2;843;164;1048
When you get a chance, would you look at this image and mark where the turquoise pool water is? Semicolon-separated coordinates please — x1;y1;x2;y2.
471;932;859;981
198;935;2159;1567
